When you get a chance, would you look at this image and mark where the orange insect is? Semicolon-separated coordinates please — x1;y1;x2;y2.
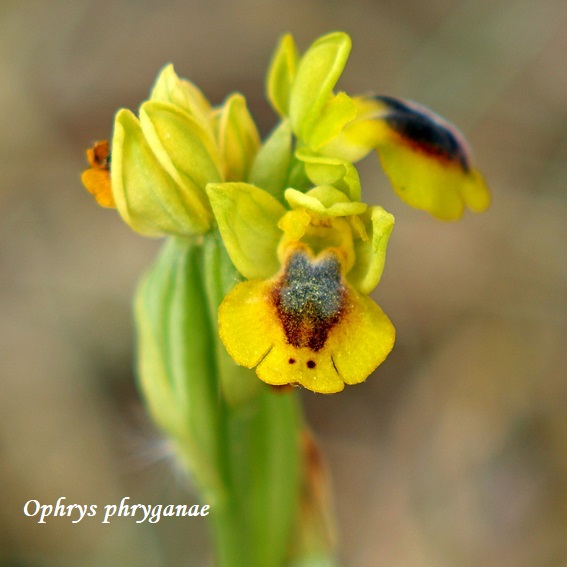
81;140;115;208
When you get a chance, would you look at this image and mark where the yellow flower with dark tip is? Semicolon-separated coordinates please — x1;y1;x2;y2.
208;182;395;394
319;95;491;220
267;32;490;221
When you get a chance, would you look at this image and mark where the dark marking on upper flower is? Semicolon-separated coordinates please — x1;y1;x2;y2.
307;360;316;369
272;250;346;352
375;95;470;172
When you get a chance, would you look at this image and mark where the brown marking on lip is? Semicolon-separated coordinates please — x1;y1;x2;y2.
271;250;347;352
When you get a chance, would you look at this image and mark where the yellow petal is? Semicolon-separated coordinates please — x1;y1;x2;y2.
376;138;489;221
371;96;491;220
284;186;367;217
348;206;395;294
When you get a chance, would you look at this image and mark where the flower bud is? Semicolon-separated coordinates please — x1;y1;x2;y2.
267;34;299;118
111;102;220;236
289;32;352;144
215;94;260;182
150;64;214;135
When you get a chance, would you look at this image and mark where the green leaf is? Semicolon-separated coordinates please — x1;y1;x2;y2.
289;32;351;142
347;206;395;294
207;182;285;279
248;120;293;201
217;93;261;182
267;34;300;117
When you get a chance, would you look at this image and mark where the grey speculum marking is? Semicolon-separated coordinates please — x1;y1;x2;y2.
273;250;344;353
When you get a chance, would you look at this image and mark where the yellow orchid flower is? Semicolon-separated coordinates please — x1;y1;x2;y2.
319;95;491;220
208;182;395;394
266;32;490;220
79;31;493;566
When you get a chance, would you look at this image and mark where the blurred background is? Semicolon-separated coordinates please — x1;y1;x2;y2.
1;0;566;565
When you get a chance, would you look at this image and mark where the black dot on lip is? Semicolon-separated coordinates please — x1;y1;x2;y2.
288;358;296;364
307;360;316;369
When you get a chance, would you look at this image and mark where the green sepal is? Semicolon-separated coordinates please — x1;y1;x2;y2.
216;93;261;182
207;182;285;279
202;231;261;406
134;237;224;502
150;64;213;133
285;186;367;217
295;148;361;201
289;32;351;143
249;120;293;201
267;34;299;117
111;109;213;236
347;206;395;294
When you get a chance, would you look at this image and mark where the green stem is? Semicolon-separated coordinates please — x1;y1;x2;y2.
135;234;303;567
202;231;302;567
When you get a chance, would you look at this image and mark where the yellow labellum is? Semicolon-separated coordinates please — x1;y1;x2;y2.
219;244;395;394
